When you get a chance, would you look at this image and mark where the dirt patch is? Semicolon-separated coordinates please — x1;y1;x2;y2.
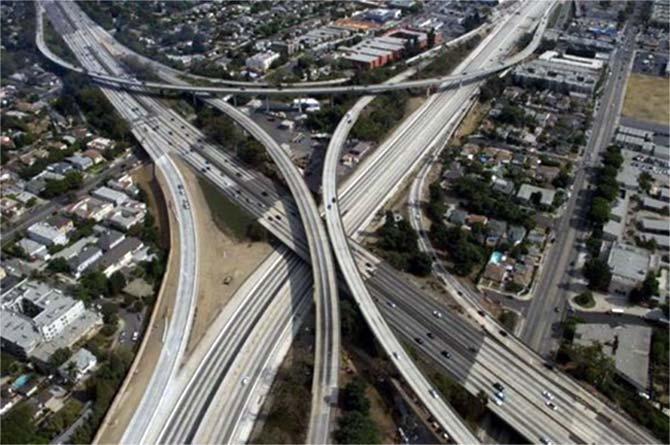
176;160;273;356
622;74;670;125
451;101;490;146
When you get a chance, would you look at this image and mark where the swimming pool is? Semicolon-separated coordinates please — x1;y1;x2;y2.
12;374;30;389
490;251;504;265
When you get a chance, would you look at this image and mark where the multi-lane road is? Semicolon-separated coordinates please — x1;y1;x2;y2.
39;1;659;444
521;20;638;355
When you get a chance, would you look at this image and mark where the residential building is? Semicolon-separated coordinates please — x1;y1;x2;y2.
91;186;129;206
17;238;49;261
107;201;147;231
67;245;103;278
97;229;125;251
58;348;97;382
516;184;556;207
86;137;114;151
65;155;93;171
1;280;102;363
639;217;669;235
66;197;114;222
27;222;68;247
92;237;144;277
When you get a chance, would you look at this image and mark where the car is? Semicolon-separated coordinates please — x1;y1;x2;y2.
415;337;424;345
494;391;505;403
432;310;442;318
553;306;560;313
545;401;558;411
493;396;503;406
493;382;505;392
499;329;508;337
441;350;451;359
429;389;438;399
426;332;434;339
392;352;400;360
132;331;139;341
542;390;554;400
332;197;336;203
387;301;397;309
261;191;268;197
540;437;553;445
242;377;249;386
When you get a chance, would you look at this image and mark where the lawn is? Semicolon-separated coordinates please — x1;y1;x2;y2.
622;74;670;125
197;176;255;240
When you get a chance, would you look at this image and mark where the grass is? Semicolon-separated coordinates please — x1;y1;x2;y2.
498;310;518;331
574;291;595;309
622;74;670;125
197;177;255;241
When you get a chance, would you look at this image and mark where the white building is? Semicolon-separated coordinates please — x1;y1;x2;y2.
58;348;97;382
245;51;280;73
27;222;68;247
607;243;658;296
92;186;129;206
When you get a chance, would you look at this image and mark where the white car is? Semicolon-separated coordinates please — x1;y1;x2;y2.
132;331;139;341
432;310;442;318
387;301;397;309
242;377;249;386
542;390;554;401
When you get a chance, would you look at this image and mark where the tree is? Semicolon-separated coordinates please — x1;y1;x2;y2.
341;379;370;414
246;221;267;242
574;291;595;308
629;272;659;304
583;258;612;291
0;402;45;444
408;252;432;276
49;347;72;368
47;257;71;274
638;172;653;193
588;197;611;226
108;271;127;296
334;411;380;444
80;270;110;299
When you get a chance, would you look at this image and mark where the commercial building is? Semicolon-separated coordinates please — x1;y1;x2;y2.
341;35;407;69
362;8;401;24
574;324;651;392
245;51;280;73
607;242;658;296
513;51;602;95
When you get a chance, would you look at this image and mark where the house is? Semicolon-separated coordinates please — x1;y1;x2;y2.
18;238;49;261
466;214;488;227
107;201;147;231
487;219;508;242
27;222;68;246
66;197;114;222
58;348;97;382
46;215;74;235
507;225;527;245
66;155;93;171
516;184;556;207
86;137;114;151
448;209;468;226
98;229;125;251
492;177;514;195
67;245;103;278
91;186;129;206
107;174;138;197
482;263;507;285
92;237;144;277
46;162;73;175
82;149;104;165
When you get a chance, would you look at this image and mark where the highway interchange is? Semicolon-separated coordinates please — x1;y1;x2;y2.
37;1;659;444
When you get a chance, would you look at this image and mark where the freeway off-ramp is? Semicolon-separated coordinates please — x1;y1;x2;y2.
38;0;660;440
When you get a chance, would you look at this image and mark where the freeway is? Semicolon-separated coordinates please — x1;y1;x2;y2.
521;20;638;355
37;3;549;97
199;97;341;445
41;2;659;443
322;78;478;443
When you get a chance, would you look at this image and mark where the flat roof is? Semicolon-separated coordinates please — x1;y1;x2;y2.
607;242;652;283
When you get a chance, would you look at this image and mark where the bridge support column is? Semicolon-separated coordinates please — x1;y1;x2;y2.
265;96;270;113
233;95;237;107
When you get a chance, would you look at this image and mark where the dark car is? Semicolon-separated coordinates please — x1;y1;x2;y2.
441;350;451;359
426;332;434;339
415;337;424;345
493;382;505;392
